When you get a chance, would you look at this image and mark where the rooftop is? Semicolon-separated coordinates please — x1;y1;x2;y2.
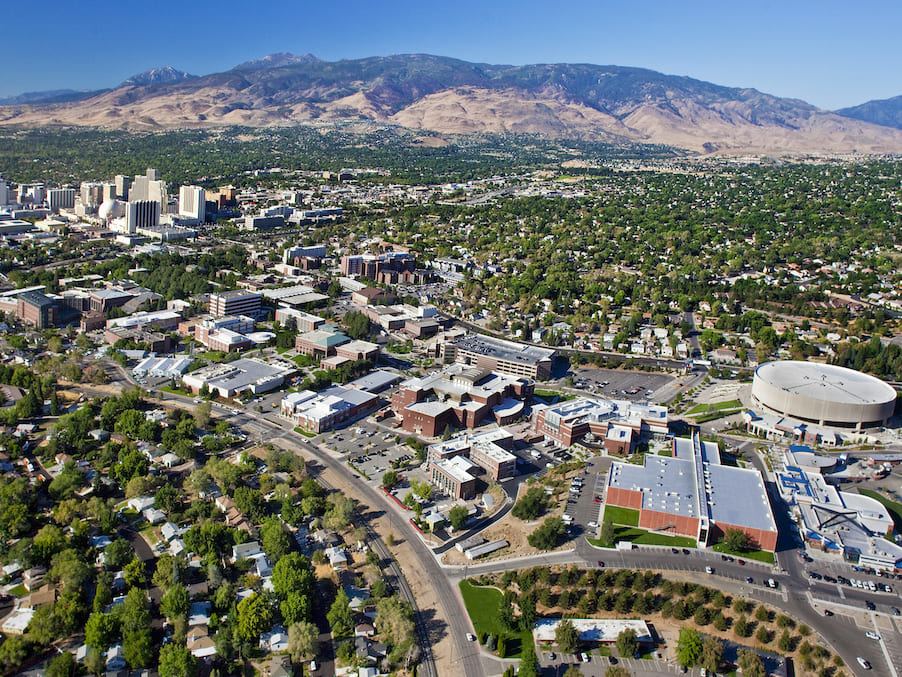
452;334;555;365
755;360;896;406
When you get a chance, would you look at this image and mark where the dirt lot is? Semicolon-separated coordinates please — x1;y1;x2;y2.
442;464;585;565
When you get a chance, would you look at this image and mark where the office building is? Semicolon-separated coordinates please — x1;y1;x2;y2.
531;397;668;448
126;200;161;233
606;433;778;551
47;188;76;213
0;180;8;206
274;307;324;333
179;185;206;223
208;291;262;318
80;182;105;209
430;456;478;500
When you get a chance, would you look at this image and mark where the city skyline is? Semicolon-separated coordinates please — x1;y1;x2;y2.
3;0;902;111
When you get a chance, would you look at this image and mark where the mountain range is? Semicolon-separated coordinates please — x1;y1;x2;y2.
2;53;902;155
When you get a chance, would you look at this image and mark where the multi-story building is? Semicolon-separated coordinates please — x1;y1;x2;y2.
441;335;555;380
283;244;327;264
47;188;76;213
114;175;131;200
80;182;105;210
130;169;166;204
430;456;478;500
125;200;161;233
178;185;206;223
530;397;668;448
280;386;378;433
274;307;324;333
208;291;262;318
294;329;351;357
393;364;533;437
16;291;58;329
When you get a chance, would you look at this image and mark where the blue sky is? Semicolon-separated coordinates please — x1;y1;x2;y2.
4;0;900;109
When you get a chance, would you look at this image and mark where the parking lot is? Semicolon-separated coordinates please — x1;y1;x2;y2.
349;435;417;480
567;368;675;402
563;456;612;538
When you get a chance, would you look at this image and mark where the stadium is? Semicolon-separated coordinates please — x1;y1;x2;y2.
751;361;897;430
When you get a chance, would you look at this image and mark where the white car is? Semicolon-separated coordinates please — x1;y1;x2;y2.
857;657;871;670
865;631;881;641
705;566;714;574
466;633;476;641
587;521;598;529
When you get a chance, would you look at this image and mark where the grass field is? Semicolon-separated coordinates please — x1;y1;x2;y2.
685;399;742;415
160;385;193;397
712;542;775;564
458;580;529;657
589;527;696;548
858;488;902;531
603;505;640;527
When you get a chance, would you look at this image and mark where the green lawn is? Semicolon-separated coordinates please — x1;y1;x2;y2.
589;527;696;548
685;399;742;415
458;580;530;658
858;488;902;531
7;584;25;598
712;542;775;564
161;385;193;397
603;505;640;527
293;427;315;438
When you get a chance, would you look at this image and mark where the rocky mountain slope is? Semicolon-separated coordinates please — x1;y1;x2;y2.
2;53;901;155
836;95;902;131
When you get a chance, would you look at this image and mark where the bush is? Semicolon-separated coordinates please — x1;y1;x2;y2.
527;516;566;550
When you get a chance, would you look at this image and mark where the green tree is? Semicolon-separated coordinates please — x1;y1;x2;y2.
556;619;579;653
85;612;117;651
123;628;153;669
448;505;469;530
288;620;319;662
260;517;291;561
737;649;766;677
512;487;548;520
677;627;702;667
616;628;638;658
160;583;190;622
237;593;273;643
327;588;354;638
518;640;540;677
381;470;399;489
599;518;614;547
700;637;723;673
527;516;565;550
46;651;79;677
158;642;198;677
722;528;750;552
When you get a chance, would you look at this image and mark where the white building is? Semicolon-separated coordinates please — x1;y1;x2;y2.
179;185;206;223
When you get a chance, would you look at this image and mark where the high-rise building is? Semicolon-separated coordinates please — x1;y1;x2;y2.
178;185;206;222
48;188;76;213
80;182;104;209
102;183;117;202
130;169;165;205
114;175;131;200
0;180;9;206
126;200;161;233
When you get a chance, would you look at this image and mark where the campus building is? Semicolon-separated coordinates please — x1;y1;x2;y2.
182;358;295;398
430;456;478;500
16;291;58;329
208;291;262;318
440;334;555;380
279;386;378;434
530;397;668;449
427;428;518;482
605;433;778;551
393;364;533;437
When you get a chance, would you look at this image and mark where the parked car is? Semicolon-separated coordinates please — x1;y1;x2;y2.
857;657;871;670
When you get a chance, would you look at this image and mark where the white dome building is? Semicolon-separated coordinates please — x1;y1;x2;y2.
751;361;896;430
98;198;124;221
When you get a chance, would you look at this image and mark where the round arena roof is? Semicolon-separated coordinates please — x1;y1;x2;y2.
751;361;897;429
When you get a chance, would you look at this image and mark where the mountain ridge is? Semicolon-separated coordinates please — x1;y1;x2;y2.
2;53;901;155
836;95;902;131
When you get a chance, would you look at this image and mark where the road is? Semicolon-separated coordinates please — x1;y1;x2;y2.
150;389;465;677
